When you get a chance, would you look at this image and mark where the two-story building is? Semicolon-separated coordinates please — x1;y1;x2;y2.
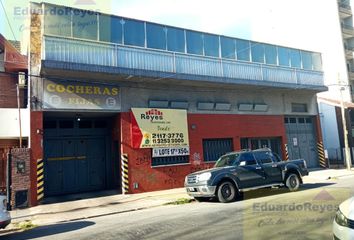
0;34;28;192
28;2;327;204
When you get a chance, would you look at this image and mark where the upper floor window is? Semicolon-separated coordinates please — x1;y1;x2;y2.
312;52;322;71
44;5;71;37
72;10;98;40
123;19;145;47
265;44;277;65
221;36;235;59
251;42;264;63
99;15;122;44
186;30;203;55
289;49;301;68
278;47;290;67
167;27;185;53
236;39;250;61
301;51;312;70
146;23;167;50
204;33;219;57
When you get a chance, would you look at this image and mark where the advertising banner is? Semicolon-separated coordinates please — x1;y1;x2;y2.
152;146;190;157
43;79;121;110
131;108;189;148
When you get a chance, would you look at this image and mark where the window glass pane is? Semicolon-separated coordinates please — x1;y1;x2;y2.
146;23;166;50
254;151;273;164
251;42;264;63
278;47;290;67
292;103;308;112
301;51;312;70
312;53;322;71
265;44;277;65
99;15;122;44
167;27;185;53
44;5;71;37
186;30;203;55
124;19;145;47
236;39;250;61
204;33;219;57
72;10;98;40
221;36;235;59
289;49;301;68
239;152;257;165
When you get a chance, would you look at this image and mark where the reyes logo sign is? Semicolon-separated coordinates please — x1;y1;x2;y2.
140;109;164;122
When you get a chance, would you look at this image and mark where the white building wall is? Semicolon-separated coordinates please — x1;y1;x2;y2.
318;102;340;150
0;108;30;139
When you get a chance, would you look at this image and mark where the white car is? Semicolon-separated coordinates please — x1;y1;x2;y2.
333;196;354;240
0;195;11;229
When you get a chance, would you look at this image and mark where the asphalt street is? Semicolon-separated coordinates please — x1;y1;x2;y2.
3;176;354;240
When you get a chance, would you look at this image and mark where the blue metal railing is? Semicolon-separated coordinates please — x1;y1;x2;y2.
43;36;324;87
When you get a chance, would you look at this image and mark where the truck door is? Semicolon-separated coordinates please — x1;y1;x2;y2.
236;152;265;189
254;151;282;184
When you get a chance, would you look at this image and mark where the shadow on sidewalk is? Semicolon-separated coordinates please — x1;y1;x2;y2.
2;221;95;240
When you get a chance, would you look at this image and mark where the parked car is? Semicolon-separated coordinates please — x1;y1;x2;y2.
0;195;11;229
184;148;308;203
333;196;354;240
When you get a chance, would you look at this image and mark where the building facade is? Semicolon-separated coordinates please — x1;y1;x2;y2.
27;2;326;205
0;34;28;192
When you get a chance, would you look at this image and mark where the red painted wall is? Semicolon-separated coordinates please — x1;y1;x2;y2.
30;111;43;206
120;112;287;193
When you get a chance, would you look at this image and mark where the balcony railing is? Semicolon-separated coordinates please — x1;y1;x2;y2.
43;36;324;88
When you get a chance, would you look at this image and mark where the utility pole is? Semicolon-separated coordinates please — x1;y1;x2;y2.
339;86;352;170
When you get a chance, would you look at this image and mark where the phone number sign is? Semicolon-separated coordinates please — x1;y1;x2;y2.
131;108;189;148
153;147;190;157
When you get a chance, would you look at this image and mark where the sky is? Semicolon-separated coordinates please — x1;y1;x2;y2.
0;0;332;51
0;0;350;100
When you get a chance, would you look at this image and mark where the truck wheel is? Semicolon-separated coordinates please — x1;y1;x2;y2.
217;181;236;203
285;173;300;191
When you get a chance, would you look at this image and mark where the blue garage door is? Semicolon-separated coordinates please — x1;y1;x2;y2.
44;119;110;196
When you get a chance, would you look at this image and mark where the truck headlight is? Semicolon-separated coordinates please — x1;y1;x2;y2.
198;172;211;182
335;209;348;227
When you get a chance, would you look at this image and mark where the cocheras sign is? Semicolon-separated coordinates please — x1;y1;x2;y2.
131;108;189;148
43;79;121;110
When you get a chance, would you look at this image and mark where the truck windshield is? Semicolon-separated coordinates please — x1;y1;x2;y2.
214;154;239;167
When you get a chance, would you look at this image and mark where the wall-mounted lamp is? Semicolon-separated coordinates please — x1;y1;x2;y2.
76;114;82;122
36;128;43;135
191;124;197;130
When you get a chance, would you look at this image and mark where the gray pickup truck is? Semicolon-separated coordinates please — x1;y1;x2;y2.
184;148;308;203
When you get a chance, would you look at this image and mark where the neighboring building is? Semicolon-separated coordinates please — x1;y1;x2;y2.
317;0;354;168
27;2;326;205
0;34;28;191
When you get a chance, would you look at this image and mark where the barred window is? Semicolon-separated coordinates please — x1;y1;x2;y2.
203;138;233;162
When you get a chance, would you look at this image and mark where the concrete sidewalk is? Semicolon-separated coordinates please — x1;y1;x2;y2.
305;168;354;181
1;168;354;233
4;188;192;232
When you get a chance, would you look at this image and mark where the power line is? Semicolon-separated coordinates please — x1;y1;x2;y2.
0;0;17;41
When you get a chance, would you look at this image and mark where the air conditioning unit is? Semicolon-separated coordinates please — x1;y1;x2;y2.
18;72;26;88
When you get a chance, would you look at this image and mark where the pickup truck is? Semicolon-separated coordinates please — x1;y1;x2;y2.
184;148;308;203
